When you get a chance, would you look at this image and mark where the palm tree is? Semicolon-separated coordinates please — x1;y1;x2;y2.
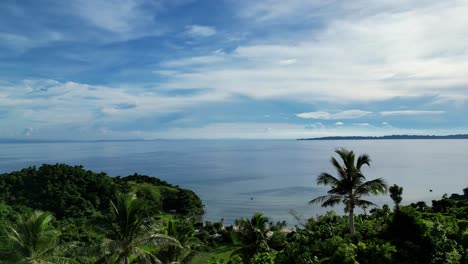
309;148;387;235
8;211;76;264
231;212;271;262
156;219;201;264
100;193;180;264
389;184;403;212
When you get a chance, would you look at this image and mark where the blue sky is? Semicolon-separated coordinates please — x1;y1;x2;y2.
1;0;468;139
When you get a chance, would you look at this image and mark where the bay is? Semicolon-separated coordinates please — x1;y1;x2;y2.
0;139;466;225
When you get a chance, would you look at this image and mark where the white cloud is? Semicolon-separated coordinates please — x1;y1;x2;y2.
0;0;170;52
235;0;331;22
131;122;468;139
73;0;161;34
0;31;64;54
152;122;348;139
296;110;372;120
159;1;468;102
305;122;325;129
185;25;217;37
279;59;297;66
0;79;229;136
380;110;446;116
353;123;372;126
162;55;225;67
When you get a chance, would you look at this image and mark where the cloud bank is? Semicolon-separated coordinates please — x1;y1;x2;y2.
0;0;467;139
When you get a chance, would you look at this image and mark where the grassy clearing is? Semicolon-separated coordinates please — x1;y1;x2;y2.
190;244;238;264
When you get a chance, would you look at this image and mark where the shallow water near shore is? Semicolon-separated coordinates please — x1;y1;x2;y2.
0;139;466;225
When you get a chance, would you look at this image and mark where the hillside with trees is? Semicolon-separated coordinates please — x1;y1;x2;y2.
0;152;467;263
0;164;203;263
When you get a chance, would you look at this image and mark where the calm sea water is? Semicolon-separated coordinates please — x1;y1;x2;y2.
0;140;466;225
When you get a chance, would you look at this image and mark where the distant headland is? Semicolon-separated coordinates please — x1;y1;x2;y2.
297;134;468;140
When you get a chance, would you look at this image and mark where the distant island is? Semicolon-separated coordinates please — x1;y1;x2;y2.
297;134;468;140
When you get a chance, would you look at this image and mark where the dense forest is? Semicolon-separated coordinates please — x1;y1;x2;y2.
0;151;467;263
0;164;203;263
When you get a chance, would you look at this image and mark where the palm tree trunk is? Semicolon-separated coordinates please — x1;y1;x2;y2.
124;253;129;264
349;208;355;235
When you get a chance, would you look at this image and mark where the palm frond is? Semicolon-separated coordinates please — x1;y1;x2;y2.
356;154;371;170
251;212;269;230
180;249;198;264
355;199;378;208
42;256;80;264
337;148;356;173
321;196;345;207
317;173;340;186
330;157;346;178
146;233;181;248
356;178;387;195
335;148;351;163
8;211;59;260
313;149;388;235
309;195;343;207
132;247;162;264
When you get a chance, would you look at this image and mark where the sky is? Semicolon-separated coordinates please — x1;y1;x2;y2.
1;0;468;140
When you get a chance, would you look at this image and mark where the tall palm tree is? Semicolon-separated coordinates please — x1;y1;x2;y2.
8;211;76;264
231;212;271;262
100;193;180;264
309;148;387;235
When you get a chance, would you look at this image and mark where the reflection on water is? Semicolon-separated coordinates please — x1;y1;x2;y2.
0;139;466;225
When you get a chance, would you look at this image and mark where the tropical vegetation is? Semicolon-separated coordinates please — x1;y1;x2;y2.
309;148;387;235
0;150;467;263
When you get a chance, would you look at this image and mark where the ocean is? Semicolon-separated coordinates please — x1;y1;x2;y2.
0;139;466;225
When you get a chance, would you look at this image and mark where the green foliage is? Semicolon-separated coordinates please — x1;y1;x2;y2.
229;255;244;264
325;242;358;264
250;252;276;264
99;193;181;263
6;211;77;264
208;257;226;264
305;211;348;239
275;229;319;264
428;218;462;264
432;197;456;213
389;184;403;210
356;240;396;264
231;213;272;262
156;219;201;263
191;244;238;264
309;148;387;235
386;207;433;263
0;203;18;260
0;165;204;220
268;231;287;251
2;164;468;264
0;163;204;263
9;211;59;259
117;173;204;217
0;164;117;218
175;189;205;216
133;183;163;213
313;236;356;264
449;187;468;200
